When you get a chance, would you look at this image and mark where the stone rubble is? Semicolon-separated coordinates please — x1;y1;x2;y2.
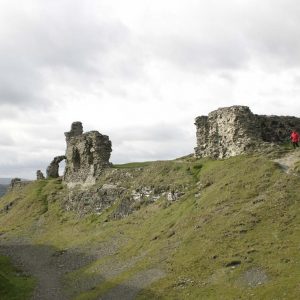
64;176;185;218
64;183;126;216
167;191;184;201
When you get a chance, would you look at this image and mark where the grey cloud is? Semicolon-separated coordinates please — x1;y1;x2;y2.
146;0;300;73
0;51;44;106
0;134;15;146
218;72;236;83
109;123;194;163
151;35;249;73
240;0;300;69
0;1;139;108
111;138;194;164
0;142;63;181
110;123;192;145
0;162;47;179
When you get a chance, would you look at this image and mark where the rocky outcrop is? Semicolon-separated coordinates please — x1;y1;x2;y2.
64;183;126;216
7;178;31;192
63;122;112;187
36;170;45;180
10;178;21;186
63;165;186;218
195;106;300;158
46;156;66;179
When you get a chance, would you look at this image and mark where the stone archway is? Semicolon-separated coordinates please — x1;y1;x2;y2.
46;155;66;178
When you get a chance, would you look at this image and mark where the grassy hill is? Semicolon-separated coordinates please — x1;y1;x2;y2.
0;150;299;299
0;255;35;300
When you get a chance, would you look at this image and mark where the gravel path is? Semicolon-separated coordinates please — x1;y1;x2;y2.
0;240;165;300
0;242;95;300
99;269;165;300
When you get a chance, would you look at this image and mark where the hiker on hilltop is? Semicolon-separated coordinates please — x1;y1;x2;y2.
290;130;300;149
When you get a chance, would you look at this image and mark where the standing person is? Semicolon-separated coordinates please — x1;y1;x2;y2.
290;129;300;149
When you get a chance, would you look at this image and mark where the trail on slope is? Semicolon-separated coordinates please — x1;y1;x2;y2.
0;240;165;300
273;150;300;174
0;242;95;300
99;269;165;300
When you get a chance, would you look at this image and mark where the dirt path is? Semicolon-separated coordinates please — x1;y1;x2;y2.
0;240;165;300
99;269;165;300
273;150;300;174
0;242;95;300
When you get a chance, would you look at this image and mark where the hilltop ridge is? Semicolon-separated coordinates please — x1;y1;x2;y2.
0;148;300;299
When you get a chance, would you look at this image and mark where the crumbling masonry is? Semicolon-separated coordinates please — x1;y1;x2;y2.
195;105;300;158
63;122;112;186
46;156;66;178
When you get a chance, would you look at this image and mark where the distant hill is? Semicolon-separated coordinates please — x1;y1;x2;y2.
0;178;12;185
0;184;8;197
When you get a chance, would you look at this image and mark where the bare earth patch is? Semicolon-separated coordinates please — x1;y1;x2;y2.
0;241;95;300
238;268;269;287
273;150;300;174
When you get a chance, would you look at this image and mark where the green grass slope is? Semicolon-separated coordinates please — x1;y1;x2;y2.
0;255;35;300
0;152;299;299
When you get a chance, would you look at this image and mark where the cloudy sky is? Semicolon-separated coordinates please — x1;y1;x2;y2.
1;0;300;178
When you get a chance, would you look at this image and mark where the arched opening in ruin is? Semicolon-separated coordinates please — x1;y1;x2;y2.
46;155;66;179
58;159;66;177
72;148;81;171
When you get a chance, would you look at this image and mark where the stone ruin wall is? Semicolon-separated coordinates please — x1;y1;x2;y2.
63;122;112;186
258;114;300;143
46;156;66;179
41;121;112;187
195;105;300;159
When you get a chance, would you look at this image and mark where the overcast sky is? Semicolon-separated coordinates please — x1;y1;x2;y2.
1;0;300;178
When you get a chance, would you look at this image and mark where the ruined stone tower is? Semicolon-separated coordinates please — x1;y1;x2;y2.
195;105;300;158
63;122;112;186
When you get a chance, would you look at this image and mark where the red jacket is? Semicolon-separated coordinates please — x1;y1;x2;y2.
291;131;300;143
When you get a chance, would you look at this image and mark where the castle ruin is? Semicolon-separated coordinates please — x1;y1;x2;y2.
63;122;112;186
43;121;112;187
195;105;300;158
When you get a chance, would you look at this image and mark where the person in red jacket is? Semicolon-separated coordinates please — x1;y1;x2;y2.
290;130;300;149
